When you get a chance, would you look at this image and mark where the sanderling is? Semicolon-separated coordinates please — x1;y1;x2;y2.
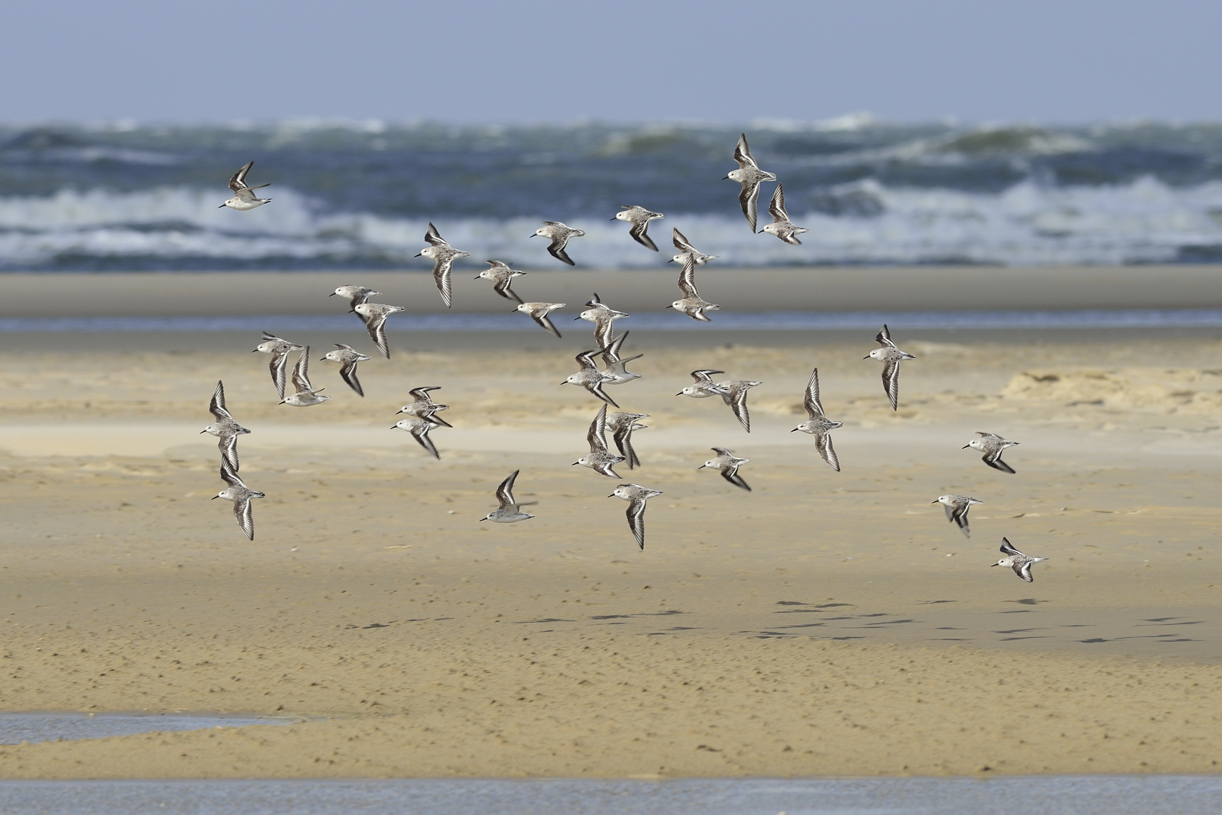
481;470;537;523
532;221;585;266
396;386;451;426
252;332;304;400
792;368;843;472
200;380;250;471
671;227;718;269
677;369;729;399
475;260;526;304
574;404;625;478
715;378;762;433
218;161;271;211
698;447;752;492
761;182;808;245
933;494;982;539
563;348;619;408
321;343;372;397
354;301;405;359
280;347;331;407
964;432;1020;474
515;301;566;338
725;133;776;233
993;538;1049;582
415;223;470;308
391;414;445;459
613;205;664;251
608;483;663;550
608;411;648;469
330;285;380;313
212;460;264;540
670;262;720;322
577;293;629;350
864;324;916;411
599;331;643;386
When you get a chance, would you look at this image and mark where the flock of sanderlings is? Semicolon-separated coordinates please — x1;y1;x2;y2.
203;138;1049;579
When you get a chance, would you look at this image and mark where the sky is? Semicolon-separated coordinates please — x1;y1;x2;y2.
4;0;1222;125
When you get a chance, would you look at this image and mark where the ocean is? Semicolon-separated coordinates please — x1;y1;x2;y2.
4;117;1222;272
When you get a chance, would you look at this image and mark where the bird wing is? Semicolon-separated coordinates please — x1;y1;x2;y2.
413;425;440;459
628;221;658;251
338;360;365;397
364;313;391;359
496;470;519;508
625;497;648;550
769;182;788;223
209;380;233;422
228;161;254;193
220;459;244;489
691;369;723;384
673;227;696;254
721;466;751;492
424;222;448;247
1016;562;1034;582
586;378;620;408
1000;538;1023;557
612;424;639;469
983;451;1016;474
534;310;562;338
219;435;240;472
738;181;761;233
494;277;524;303
815;433;840;472
433;258;454;308
803;368;824;418
729;387;753;432
548;235;575;265
677;258;700;299
587;403;609;453
235;494;255;540
734;133;758;170
882;360;902;411
291;347;313;392
875;324;897;348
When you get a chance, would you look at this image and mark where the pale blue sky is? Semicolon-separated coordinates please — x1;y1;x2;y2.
4;0;1220;124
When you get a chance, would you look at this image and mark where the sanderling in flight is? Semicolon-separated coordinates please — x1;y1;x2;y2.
715;377;762;432
933;494;982;539
677;369;729;399
671;228;718;269
481;470;537;523
415;223;470;308
613;205;664;251
354;301;405;358
725;133;776;233
279;347;331;407
577;293;629;350
200;380;250;471
532;221;585;266
563;348;619;408
574;404;625;478
792;368;843;472
864;324;916;411
761;182;808;245
475;260;526;304
219;161;271;211
391;414;445;459
965;432;1020;474
252;332;304;400
608;411;648;469
330;285;380;313
698;447;752;492
396;386;451;426
212;460;264;540
515;301;566;338
993;538;1049;582
670;261;720;322
608;483;663;550
321;343;372;397
599;331;643;386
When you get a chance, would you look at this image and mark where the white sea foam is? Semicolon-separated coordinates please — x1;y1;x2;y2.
2;175;1222;268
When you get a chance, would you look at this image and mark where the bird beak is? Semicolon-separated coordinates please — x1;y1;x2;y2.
607;492;616;498
479;517;487;522
395;408;405;414
390;425;398;429
413;252;422;257
474;275;481;280
528;234;536;238
211;495;219;500
790;428;798;432
696;465;706;470
722;175;730;180
862;355;871;360
328;292;336;296
990;563;998;567
962;444;971;449
560;381;569;385
609;217;617;221
931;500;939;504
571;462;579;466
217;203;226;208
199;429;207;434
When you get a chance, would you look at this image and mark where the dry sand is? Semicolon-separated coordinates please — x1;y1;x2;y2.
0;268;1220;779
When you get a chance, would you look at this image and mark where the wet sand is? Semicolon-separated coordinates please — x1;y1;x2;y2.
0;268;1220;778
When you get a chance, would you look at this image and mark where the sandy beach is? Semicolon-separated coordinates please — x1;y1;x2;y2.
0;267;1220;779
